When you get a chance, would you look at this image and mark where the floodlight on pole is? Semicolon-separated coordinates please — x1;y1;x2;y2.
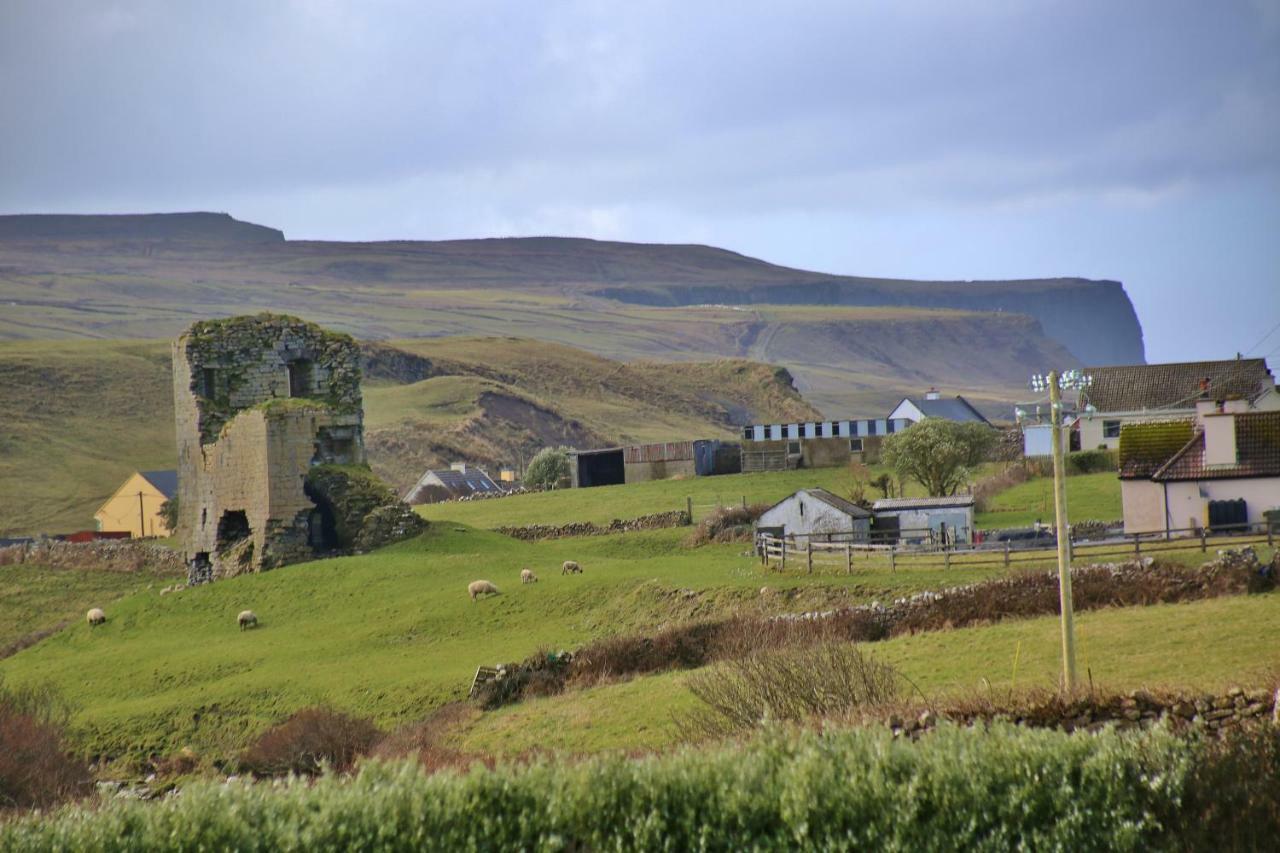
1030;368;1091;693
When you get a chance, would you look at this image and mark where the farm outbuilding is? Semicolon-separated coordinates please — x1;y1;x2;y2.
571;440;742;487
871;496;975;546
570;447;626;488
740;418;910;472
755;488;872;543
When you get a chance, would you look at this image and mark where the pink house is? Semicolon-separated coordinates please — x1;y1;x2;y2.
1118;403;1280;535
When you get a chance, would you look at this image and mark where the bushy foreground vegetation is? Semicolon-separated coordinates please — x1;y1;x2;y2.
4;723;1277;850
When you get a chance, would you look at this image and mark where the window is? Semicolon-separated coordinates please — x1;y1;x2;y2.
287;359;314;398
787;440;801;455
1103;420;1121;439
199;367;218;398
798;500;804;517
743;426;753;440
849;438;863;453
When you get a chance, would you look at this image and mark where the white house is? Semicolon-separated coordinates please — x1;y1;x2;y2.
870;496;976;545
755;488;872;542
1118;403;1280;535
889;389;991;425
1076;357;1277;451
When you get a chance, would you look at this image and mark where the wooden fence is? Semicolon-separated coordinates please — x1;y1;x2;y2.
758;522;1276;574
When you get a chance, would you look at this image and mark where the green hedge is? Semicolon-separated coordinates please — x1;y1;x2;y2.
5;723;1275;851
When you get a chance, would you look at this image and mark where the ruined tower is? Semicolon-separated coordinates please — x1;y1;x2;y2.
173;314;373;583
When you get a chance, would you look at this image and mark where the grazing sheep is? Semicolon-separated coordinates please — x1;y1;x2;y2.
237;610;258;631
561;560;582;575
86;608;106;627
520;568;538;584
468;580;500;601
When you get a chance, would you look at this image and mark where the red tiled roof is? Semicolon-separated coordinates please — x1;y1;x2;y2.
1081;359;1273;413
1151;411;1280;482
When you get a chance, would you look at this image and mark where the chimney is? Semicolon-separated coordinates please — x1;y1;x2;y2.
1202;413;1237;467
924;387;941;401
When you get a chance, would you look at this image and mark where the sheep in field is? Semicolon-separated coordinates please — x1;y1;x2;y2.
238;610;258;631
86;608;106;627
469;580;500;601
520;568;538;584
561;560;582;575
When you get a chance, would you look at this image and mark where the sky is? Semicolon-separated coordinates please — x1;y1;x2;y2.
1;0;1278;363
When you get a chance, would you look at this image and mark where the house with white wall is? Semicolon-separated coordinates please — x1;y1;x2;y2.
1117;403;1280;535
1076;358;1277;451
889;389;991;425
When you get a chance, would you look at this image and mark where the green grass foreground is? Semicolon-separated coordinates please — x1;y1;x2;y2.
3;723;1272;851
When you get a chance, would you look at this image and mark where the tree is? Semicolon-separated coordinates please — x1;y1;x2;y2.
882;419;996;497
524;446;571;490
159;496;179;533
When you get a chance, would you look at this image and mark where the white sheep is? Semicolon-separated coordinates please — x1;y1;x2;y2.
520;568;538;584
86;608;106;627
561;560;582;575
468;580;500;600
237;610;258;631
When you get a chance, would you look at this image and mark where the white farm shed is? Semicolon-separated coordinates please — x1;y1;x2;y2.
871;496;975;545
755;488;872;542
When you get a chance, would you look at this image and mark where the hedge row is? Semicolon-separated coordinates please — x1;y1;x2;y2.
4;722;1276;851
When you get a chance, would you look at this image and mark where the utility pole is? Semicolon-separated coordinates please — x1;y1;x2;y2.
1047;372;1076;692
1031;369;1091;693
138;491;146;540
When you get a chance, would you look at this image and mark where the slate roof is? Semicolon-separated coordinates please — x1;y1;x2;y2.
1081;359;1273;413
426;468;501;495
1151;411;1280;482
1117;420;1196;480
805;488;873;518
899;396;992;425
871;496;975;511
140;470;179;499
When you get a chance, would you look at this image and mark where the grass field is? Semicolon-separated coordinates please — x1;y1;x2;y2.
975;471;1123;528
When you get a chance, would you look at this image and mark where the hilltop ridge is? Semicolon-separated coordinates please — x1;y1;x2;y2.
0;212;283;243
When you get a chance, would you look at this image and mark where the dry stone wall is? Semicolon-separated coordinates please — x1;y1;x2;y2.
0;539;184;573
496;510;691;541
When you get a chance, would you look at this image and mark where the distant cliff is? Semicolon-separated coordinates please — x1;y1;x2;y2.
591;276;1145;366
0;212;284;243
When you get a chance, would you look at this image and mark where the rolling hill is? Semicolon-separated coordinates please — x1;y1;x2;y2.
0;335;818;536
0;213;1139;415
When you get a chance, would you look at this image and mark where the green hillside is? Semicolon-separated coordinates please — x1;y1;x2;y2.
0;336;819;535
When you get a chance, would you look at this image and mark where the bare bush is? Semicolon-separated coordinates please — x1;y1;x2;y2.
238;707;381;777
0;677;90;811
972;464;1032;512
685;503;770;546
373;703;490;774
680;643;901;739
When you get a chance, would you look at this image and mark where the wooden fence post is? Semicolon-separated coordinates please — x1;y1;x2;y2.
1133;534;1140;556
1004;541;1011;568
806;541;813;574
781;540;786;572
742;495;747;509
686;496;692;523
944;545;951;570
1200;528;1207;553
1269;522;1275;549
845;544;852;574
890;547;896;573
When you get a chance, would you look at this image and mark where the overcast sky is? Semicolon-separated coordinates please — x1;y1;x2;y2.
2;0;1277;362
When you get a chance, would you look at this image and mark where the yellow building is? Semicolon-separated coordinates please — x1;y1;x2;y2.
94;470;178;538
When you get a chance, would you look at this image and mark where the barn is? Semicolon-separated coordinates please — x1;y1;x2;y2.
870;496;975;546
755;488;872;543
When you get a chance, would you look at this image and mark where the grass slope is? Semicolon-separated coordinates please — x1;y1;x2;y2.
0;523;1066;761
455;589;1280;756
974;472;1123;529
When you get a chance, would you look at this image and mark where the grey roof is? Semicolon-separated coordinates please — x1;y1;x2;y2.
872;496;975;510
902;396;992;424
140;470;179;499
806;488;874;518
1080;358;1273;412
426;468;501;495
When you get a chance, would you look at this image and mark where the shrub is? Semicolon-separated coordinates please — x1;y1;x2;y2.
523;446;571;490
681;643;902;739
239;707;381;777
684;503;769;546
1065;448;1118;475
10;724;1269;849
373;704;487;775
0;676;90;812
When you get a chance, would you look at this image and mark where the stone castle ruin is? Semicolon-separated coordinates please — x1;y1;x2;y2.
174;314;424;584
